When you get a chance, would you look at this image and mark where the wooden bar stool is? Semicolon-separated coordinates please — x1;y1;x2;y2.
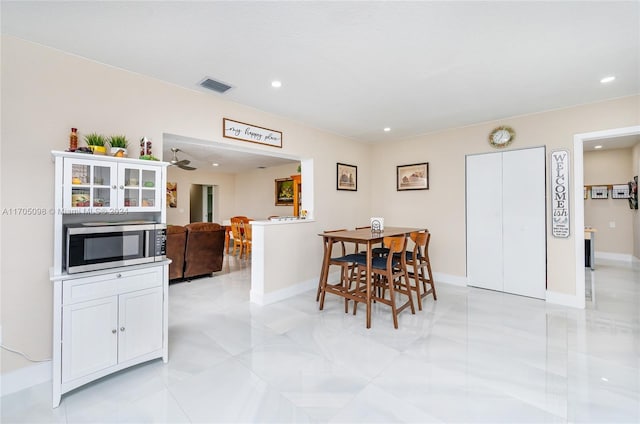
317;229;363;313
401;231;436;310
353;235;415;329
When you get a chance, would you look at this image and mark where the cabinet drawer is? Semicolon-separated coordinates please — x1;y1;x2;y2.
63;267;163;304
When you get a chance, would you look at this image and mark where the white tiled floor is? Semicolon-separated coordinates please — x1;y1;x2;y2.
2;256;639;423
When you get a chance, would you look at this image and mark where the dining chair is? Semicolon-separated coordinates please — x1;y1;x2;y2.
400;231;436;310
242;221;252;259
230;219;244;257
224;225;233;254
352;235;415;329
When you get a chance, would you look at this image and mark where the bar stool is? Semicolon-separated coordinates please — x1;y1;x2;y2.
400;231;436;310
352;235;415;329
316;230;363;313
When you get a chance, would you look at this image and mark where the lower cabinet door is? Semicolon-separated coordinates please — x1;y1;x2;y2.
118;287;163;363
62;296;118;382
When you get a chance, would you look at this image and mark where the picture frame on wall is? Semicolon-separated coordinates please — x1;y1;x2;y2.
167;182;177;208
275;178;294;206
397;162;429;191
337;163;357;191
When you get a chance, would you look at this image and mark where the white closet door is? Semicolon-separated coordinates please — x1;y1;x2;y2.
502;147;546;298
466;152;503;291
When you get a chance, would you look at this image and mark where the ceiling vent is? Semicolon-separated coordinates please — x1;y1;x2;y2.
199;77;232;94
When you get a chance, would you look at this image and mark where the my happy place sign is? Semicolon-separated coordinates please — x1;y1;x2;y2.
223;118;282;148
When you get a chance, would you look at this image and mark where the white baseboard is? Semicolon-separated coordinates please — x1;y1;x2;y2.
595;251;634;262
433;272;468;287
0;361;51;397
250;277;317;305
546;290;585;308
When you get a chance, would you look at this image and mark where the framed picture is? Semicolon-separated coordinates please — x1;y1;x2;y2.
397;162;429;191
275;178;294;206
166;182;177;208
337;163;357;191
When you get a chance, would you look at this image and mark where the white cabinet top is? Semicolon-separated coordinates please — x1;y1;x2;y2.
52;150;169;168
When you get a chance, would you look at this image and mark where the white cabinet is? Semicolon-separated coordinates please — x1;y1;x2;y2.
117;287;163;362
61;296;118;382
62;156;162;213
466;147;546;299
54;265;167;406
51;150;169;408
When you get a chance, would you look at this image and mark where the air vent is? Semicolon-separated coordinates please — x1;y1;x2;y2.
199;77;232;93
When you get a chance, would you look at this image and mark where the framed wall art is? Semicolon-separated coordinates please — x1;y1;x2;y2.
275;178;294;206
397;162;429;191
166;182;177;208
223;118;282;148
337;163;357;191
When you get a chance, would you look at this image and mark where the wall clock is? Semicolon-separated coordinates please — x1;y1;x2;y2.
489;126;515;148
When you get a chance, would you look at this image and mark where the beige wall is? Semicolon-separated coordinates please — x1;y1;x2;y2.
371;96;640;294
234;163;300;221
166;166;236;226
584;148;635;255
0;36;371;373
1;35;639;377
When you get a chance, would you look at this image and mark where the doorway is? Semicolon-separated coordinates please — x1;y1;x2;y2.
190;184;218;223
573;125;640;308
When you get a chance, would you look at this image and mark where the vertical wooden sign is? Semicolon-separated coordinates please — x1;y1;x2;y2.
551;150;570;238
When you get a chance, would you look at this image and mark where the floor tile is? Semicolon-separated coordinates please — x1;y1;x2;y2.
3;256;639;423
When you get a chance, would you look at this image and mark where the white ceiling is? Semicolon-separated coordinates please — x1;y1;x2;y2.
2;1;638;146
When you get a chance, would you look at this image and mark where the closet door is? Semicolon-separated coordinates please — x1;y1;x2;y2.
502;147;546;299
466;152;503;291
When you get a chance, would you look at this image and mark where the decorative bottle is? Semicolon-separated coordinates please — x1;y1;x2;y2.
69;128;78;151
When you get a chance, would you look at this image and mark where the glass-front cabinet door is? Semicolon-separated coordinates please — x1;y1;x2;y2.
63;159;117;213
118;164;161;212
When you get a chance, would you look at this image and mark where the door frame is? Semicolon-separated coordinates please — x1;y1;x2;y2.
573;125;640;308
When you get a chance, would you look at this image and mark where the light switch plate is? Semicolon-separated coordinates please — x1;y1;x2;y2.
609;221;616;228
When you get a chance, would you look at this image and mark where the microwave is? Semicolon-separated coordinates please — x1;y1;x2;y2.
65;222;166;274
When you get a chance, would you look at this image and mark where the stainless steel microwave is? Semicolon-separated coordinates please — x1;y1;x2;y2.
65;222;166;274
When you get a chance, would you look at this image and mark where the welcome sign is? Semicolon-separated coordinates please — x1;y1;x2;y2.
551;150;570;238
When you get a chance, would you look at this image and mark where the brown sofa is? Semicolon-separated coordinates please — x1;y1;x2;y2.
166;222;225;281
167;225;187;280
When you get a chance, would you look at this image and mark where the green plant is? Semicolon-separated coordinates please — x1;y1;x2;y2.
108;135;128;148
84;133;106;147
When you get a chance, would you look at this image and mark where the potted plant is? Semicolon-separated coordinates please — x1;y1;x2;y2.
108;135;129;157
84;133;107;155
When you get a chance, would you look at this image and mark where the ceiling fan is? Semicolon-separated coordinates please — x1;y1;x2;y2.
169;147;196;171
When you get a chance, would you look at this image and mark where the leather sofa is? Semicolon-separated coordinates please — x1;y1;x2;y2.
166;222;225;281
167;225;187;280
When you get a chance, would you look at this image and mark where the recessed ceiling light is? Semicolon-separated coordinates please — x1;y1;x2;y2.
271;80;282;88
212;163;219;167
594;145;603;149
600;76;616;84
383;127;391;132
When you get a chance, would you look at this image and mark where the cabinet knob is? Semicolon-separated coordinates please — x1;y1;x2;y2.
112;185;117;189
116;273;122;278
120;327;125;332
112;329;117;334
119;185;124;190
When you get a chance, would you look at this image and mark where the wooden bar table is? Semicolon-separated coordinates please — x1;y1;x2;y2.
318;226;427;328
